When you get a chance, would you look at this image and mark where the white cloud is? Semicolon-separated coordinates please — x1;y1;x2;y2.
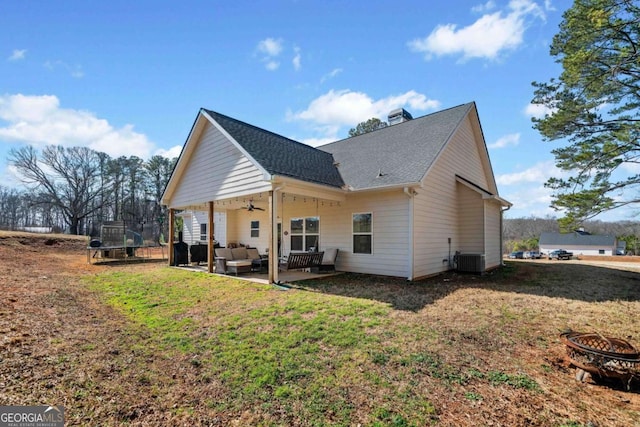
472;1;496;13
155;145;183;159
44;60;84;78
290;89;439;126
257;38;283;56
408;0;545;61
292;46;301;71
502;184;558;218
288;89;440;144
8;49;26;61
265;60;280;71
524;102;554;118
321;68;343;83
496;161;558;186
256;37;285;71
298;137;338;148
488;132;520;149
497;161;565;217
0;94;162;159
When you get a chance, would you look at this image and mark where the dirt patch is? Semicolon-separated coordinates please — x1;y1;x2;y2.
1;233;639;426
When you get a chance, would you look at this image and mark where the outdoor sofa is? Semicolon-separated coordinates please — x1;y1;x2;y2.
214;247;262;275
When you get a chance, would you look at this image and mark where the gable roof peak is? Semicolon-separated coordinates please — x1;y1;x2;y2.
317;101;479;190
200;108;345;188
201;108;315;152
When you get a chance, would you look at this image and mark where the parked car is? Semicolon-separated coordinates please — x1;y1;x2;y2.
524;251;542;259
509;251;524;259
548;249;573;260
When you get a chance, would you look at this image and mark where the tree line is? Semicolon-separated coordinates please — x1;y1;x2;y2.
2;145;176;243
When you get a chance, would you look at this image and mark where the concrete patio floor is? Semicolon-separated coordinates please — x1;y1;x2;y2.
173;264;341;285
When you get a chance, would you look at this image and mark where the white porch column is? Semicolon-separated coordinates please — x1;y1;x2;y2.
168;208;175;266
268;190;278;283
208;201;214;273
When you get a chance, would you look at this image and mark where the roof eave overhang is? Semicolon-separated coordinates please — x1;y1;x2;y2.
485;194;512;207
271;175;347;202
456;175;511;207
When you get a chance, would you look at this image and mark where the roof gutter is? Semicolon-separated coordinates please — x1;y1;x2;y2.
346;181;424;193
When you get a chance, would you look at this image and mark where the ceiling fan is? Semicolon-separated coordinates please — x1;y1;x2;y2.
240;200;265;212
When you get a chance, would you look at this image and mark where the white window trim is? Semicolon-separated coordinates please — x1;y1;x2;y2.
290;216;320;251
352;212;373;255
199;223;207;242
251;220;260;238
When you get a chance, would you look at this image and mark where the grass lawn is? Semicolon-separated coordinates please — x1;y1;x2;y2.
81;263;639;426
1;234;638;426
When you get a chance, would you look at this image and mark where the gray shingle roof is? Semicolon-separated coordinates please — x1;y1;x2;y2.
203;109;345;188
203;102;475;191
539;232;616;247
318;103;474;190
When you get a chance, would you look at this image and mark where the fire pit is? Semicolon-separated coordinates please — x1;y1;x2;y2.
561;331;640;390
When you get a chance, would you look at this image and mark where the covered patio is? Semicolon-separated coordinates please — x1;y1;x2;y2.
165;184;345;284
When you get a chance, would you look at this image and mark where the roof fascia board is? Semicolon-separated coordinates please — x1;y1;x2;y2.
455;175;512;207
456;174;492;195
200;109;273;181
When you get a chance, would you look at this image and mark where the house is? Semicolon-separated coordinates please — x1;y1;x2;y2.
161;102;511;282
539;231;620;256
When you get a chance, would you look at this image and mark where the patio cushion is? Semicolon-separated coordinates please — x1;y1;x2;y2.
215;248;233;260
231;247;248;260
246;248;261;260
226;260;252;267
322;248;338;265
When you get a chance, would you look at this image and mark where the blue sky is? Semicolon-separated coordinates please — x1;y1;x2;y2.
1;0;613;220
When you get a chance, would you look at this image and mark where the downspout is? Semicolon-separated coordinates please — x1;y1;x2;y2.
500;204;511;266
404;187;415;281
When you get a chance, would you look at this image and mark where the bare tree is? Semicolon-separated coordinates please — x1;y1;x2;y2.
8;145;106;234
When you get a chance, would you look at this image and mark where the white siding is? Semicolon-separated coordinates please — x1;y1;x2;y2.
445;116;490;188
178;212;193;244
177;210;227;246
225;208;270;251
457;184;484;253
170;122;272;208
411;115;496;278
274;191;410;277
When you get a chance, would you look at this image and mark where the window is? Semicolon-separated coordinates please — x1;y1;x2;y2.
290;216;319;251
353;213;372;254
199;223;207;241
251;220;260;238
599;249;605;255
